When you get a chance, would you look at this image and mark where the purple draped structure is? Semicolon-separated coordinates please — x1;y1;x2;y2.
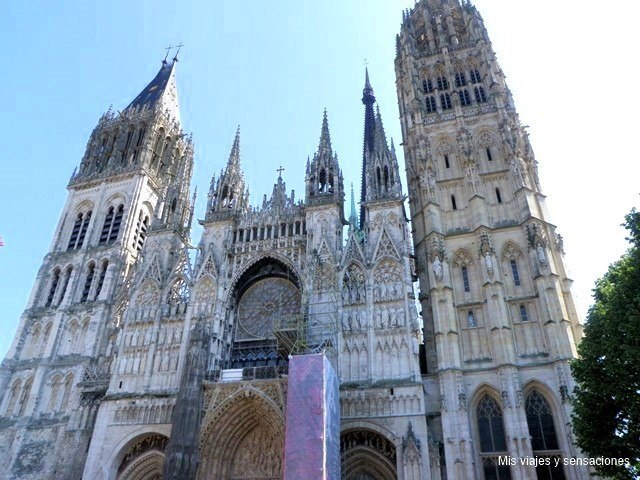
283;354;340;480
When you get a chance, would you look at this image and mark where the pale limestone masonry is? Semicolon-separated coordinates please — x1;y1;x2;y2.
396;1;593;479
0;2;592;479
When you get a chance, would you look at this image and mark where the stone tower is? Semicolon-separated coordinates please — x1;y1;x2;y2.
395;1;589;479
0;56;193;479
338;71;428;479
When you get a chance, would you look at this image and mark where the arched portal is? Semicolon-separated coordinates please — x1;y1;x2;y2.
341;429;397;480
116;434;168;480
199;389;284;480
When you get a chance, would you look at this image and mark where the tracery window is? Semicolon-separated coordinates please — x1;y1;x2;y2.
67;214;83;250
436;75;449;90
166;279;189;306
46;268;61;307
122;128;134;164
461;265;470;292
476;394;512;479
423;78;434;93
426;96;437;113
95;260;109;300
455;71;467;87
132;210;149;252
470;68;482;83
510;260;521;286
460;89;471;106
81;262;95;302
131;125;146;163
475;86;488;103
99;204;124;245
150;128;165;169
441;92;452;110
525;390;566;479
519;305;529;322
58;267;73;305
67;210;92;250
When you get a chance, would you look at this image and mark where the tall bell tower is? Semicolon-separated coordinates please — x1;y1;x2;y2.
395;1;590;479
0;55;192;479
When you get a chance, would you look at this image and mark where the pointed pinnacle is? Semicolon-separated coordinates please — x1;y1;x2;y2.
363;67;375;104
318;109;332;151
349;182;358;226
229;126;241;164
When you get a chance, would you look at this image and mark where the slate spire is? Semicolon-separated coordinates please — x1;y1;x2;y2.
360;68;377;228
125;59;181;124
359;69;402;227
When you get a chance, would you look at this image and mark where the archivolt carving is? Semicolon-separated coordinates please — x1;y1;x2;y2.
117;434;168;480
341;429;397;480
118;451;164;480
226;253;303;303
199;383;285;480
201;382;286;438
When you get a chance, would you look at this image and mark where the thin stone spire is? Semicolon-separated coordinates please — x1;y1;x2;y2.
228;125;241;166
349;183;358;228
318;108;332;153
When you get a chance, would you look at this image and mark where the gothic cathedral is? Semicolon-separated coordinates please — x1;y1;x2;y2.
0;1;592;479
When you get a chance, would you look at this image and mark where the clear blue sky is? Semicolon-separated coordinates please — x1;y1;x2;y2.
1;0;638;359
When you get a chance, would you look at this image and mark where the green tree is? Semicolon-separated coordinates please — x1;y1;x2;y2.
571;209;640;479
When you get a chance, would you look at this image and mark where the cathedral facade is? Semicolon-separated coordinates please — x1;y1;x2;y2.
0;1;591;479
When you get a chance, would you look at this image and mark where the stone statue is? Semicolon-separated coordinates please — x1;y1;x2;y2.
427;167;436;189
432;255;443;281
536;244;547;265
484;251;494;276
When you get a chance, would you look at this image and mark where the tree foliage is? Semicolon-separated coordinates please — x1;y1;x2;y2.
571;209;640;479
